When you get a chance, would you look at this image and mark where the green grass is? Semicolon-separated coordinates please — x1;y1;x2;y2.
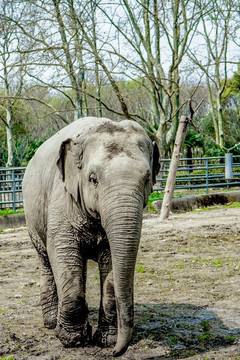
0;357;16;360
211;259;222;268
168;336;179;345
192;206;218;212
148;191;164;203
181;248;192;253
223;202;240;209
177;264;184;269
201;320;210;332
148;190;186;204
0;209;24;217
136;264;146;274
192;202;240;213
193;257;223;268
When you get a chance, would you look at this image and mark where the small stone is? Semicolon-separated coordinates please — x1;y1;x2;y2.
14;294;22;298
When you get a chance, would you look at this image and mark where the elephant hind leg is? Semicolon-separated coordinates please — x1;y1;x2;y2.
28;229;58;329
40;257;58;329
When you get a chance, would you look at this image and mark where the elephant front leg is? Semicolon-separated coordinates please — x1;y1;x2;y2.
49;239;92;347
93;249;117;348
55;271;92;347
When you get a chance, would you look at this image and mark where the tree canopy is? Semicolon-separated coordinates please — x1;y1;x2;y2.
0;0;239;166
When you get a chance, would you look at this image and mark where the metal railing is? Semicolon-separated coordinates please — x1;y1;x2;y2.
155;155;240;196
0;167;25;211
0;156;240;210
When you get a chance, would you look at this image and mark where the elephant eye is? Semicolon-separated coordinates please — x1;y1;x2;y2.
89;173;98;188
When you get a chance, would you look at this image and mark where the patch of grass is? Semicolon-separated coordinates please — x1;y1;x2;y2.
192;202;240;213
148;190;187;205
169;273;175;280
226;335;236;341
0;209;24;217
181;248;192;253
194;257;223;267
0;357;16;360
148;191;164;203
146;202;156;212
211;258;222;268
160;288;169;293
223;202;240;209
198;320;211;342
199;333;210;340
192;206;219;213
0;229;3;232
197;257;210;263
201;320;210;332
136;264;146;274
168;336;179;345
177;264;184;269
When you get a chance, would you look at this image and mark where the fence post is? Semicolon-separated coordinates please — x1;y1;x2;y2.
12;169;16;211
160;116;190;221
206;159;209;194
225;153;233;180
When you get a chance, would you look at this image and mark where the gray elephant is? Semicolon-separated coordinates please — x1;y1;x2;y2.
23;117;159;357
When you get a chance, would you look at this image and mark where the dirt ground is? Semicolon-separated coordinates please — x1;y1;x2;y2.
0;206;240;360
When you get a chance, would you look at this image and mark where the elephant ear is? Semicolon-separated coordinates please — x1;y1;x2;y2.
152;141;160;184
57;138;82;203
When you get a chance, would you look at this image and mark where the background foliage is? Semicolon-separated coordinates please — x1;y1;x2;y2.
0;0;239;166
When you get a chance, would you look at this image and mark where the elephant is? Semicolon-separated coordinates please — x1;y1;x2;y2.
22;117;159;357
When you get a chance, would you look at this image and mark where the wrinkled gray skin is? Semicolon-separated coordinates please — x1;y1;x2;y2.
23;117;159;357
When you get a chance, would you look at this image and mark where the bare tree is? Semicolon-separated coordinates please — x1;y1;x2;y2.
2;0;206;157
1;0;239;160
0;0;27;166
3;0;89;121
82;0;209;156
188;0;239;147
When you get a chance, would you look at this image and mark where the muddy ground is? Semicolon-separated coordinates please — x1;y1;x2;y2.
0;206;240;360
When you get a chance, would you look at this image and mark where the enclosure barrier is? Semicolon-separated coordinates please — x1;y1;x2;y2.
154;155;240;197
0;167;25;211
1;156;240;210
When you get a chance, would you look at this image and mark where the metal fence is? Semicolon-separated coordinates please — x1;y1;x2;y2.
1;155;240;210
155;155;240;195
0;167;25;211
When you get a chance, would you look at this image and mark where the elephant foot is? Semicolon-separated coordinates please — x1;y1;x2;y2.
43;314;57;329
93;326;117;348
41;294;58;329
55;321;92;347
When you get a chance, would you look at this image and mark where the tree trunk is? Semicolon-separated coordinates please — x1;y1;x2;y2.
160;115;190;221
6;106;13;167
216;90;224;147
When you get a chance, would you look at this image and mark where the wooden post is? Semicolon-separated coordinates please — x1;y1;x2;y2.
160;115;190;221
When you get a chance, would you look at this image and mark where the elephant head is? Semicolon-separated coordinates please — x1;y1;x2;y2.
57;120;159;356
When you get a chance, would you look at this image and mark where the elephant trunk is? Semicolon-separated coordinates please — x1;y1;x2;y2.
100;187;143;357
